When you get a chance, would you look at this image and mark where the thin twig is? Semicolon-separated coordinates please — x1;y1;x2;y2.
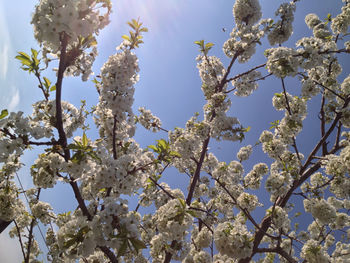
24;189;41;263
14;220;26;259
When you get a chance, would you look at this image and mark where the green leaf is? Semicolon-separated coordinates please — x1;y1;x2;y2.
294;212;302;218
129;238;147;252
205;42;214;49
140;27;148;32
194;40;204;47
169;151;181;158
148;145;158;152
243;126;251;132
77;226;90;236
68;144;81;150
17;51;31;60
118;240;128;257
127;22;136;30
269;120;280;130
63;238;77;249
186;210;197;217
43;77;51;89
82;132;88;147
50;85;56;92
0;109;8;120
31;48;38;58
157;139;168;150
178;198;186;209
15;56;31;66
122;35;131;41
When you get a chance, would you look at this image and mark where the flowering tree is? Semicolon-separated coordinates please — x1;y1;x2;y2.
1;0;350;262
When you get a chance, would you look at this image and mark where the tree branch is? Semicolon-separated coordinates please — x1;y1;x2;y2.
24;188;41;263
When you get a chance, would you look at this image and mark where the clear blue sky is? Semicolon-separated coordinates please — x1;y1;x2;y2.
0;0;347;261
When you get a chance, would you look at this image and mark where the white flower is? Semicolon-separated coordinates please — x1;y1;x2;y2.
214;221;253;259
233;0;262;26
301;239;330;263
237;145;252;162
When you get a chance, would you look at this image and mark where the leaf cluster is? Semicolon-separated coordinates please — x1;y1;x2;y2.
122;18;148;49
68;133;101;164
148;139;181;163
194;40;214;56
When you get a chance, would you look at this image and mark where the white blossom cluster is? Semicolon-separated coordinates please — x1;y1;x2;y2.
150;198;192;262
267;2;296;46
269;206;291;232
169;127;202;172
196;53;247;142
214;221;253;259
244;162;269;189
64;47;98;81
0;181;24;221
237;144;252;162
265;47;301;78
94;48;139;149
237;192;260;211
0;111;53;162
79;140;152;198
331;1;350;34
301;239;331;263
232;70;261;97
233;0;262;27
31;153;65;188
31;0;111;53
137;107;162;132
31;200;55;225
33;100;85;138
223;20;269;63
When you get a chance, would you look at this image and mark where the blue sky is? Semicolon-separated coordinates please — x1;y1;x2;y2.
0;0;347;261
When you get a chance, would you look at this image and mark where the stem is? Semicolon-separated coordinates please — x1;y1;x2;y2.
24;189;41;263
227;63;267;82
112;116;117;159
35;70;49;101
98;246;119;263
14;220;26;259
320;94;327;155
55;33;70;161
54;33;118;262
186;137;210;205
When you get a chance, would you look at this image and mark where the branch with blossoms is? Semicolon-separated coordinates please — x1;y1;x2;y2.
1;0;350;262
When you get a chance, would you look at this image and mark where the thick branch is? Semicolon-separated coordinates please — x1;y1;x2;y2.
55;33;70;161
186;137;210;205
98;246;119;263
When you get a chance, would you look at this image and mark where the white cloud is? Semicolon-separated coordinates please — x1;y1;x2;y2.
0;2;11;80
0;44;8;79
8;87;20;111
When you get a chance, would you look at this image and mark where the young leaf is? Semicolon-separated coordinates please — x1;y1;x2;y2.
117;240;128;257
205;42;214;49
140;27;148;32
82;132;88;147
0;109;8;120
15;52;32;66
129;238;147;252
122;35;131;41
31;48;38;58
148;145;158;152
43;77;51;89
